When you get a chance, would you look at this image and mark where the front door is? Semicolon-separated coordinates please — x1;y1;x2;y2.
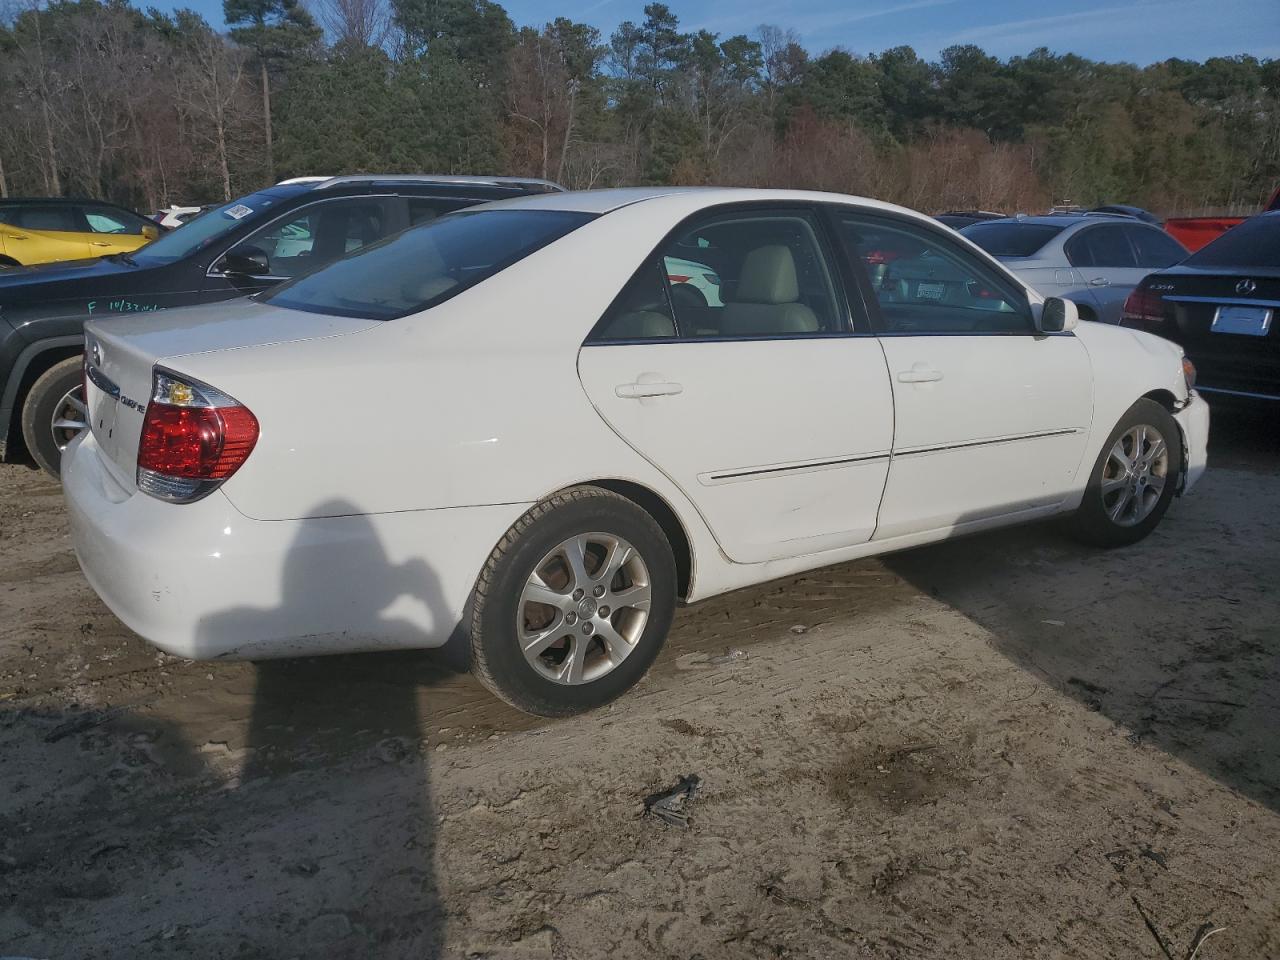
1064;223;1147;324
578;205;894;563
827;208;1093;540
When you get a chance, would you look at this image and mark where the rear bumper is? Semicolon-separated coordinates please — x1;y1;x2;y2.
62;431;526;660
1176;392;1209;494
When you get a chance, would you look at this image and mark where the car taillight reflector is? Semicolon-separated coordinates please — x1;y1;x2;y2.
136;369;258;503
1121;285;1166;329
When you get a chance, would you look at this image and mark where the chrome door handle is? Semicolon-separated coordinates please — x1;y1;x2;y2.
897;366;943;383
1088;277;1110;287
616;381;683;399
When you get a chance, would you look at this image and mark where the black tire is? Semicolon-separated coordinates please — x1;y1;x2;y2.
471;485;677;717
1067;398;1183;548
20;357;84;479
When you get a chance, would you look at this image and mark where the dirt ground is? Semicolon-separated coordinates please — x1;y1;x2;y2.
2;411;1278;959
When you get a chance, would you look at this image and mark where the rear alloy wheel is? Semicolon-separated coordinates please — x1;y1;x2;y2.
471;486;676;716
1067;398;1183;547
20;356;87;479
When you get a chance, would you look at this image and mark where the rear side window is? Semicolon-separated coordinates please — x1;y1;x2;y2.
960;222;1063;258
263;209;594;320
591;208;845;341
13;205;81;232
1185;215;1280;268
1066;225;1136;268
1125;224;1186;268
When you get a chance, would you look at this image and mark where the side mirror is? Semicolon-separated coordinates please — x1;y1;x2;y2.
141;224;161;241
1040;296;1080;333
217;245;270;277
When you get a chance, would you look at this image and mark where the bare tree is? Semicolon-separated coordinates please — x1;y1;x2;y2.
314;0;391;49
176;28;256;200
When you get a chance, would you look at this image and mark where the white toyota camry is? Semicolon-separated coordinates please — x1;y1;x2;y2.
64;187;1209;716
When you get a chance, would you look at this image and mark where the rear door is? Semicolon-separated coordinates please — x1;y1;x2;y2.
1065;223;1145;323
828;208;1093;539
577;204;895;563
4;205;92;264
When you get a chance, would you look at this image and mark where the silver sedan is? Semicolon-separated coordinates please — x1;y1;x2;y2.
961;214;1188;324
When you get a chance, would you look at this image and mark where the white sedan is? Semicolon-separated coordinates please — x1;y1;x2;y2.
64;187;1209;716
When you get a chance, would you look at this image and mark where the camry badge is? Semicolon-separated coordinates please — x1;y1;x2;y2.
1237;278;1257;295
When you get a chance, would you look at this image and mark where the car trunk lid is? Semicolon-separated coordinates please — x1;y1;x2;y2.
83;300;377;488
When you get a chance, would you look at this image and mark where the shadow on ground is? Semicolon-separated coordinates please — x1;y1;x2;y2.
887;406;1280;812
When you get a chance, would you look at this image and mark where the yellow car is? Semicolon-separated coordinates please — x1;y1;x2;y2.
0;198;161;267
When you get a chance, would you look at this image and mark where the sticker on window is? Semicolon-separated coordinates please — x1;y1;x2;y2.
916;281;946;301
224;204;254;220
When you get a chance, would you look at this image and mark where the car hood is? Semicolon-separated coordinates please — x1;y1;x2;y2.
0;254;142;299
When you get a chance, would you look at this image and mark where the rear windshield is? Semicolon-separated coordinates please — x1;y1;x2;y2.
263;209;594;320
960;222;1064;258
1185;215;1280;268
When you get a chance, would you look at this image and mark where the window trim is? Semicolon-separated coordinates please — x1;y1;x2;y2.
824;205;1040;338
584;200;866;346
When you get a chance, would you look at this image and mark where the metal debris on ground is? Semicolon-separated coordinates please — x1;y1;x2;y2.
644;774;703;828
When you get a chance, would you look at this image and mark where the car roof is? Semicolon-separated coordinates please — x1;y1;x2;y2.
276;174;565;194
975;213;1147;229
473;186;943;222
0;196;138;209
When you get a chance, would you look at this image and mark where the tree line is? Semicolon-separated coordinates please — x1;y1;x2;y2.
1;0;1277;217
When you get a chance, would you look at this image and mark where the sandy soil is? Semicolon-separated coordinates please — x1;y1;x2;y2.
1;412;1278;958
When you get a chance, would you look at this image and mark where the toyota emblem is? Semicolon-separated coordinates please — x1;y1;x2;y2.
1236;278;1257;295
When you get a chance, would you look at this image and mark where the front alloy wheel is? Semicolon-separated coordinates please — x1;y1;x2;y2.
1100;424;1169;527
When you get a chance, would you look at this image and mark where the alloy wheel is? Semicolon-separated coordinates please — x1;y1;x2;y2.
1101;423;1169;527
50;385;88;452
517;532;652;685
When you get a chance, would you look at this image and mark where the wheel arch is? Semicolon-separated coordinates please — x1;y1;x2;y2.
576;478;694;601
1141;388;1179;412
0;255;20;267
2;336;84;460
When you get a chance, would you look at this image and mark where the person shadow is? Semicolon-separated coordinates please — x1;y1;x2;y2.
193;499;462;957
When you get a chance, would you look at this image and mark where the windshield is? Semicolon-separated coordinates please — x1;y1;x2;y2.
132;190;297;264
1185;215;1280;269
263;209;595;320
960;222;1064;258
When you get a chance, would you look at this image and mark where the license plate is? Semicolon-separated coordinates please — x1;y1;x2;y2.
1211;304;1273;336
916;281;945;301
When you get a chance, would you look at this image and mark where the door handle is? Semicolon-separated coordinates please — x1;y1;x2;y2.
1088;277;1110;287
6;233;29;240
897;366;943;384
616;381;683;399
91;241;112;247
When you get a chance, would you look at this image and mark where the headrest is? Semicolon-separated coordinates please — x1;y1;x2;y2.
735;245;799;304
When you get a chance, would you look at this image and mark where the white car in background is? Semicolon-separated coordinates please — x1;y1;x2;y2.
64;187;1208;717
152;205;214;229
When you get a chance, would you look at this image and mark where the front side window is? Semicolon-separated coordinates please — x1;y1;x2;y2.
833;212;1032;334
264;209;594;321
82;205;149;235
592;208;844;341
236;200;387;278
1066;225;1136;269
133;188;296;264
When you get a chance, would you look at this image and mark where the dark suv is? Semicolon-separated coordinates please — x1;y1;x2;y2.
0;174;562;475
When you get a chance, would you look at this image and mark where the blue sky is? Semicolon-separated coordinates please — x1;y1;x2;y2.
174;0;1279;64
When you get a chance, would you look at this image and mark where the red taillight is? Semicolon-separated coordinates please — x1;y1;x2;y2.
1121;285;1167;329
136;369;258;503
138;404;258;479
